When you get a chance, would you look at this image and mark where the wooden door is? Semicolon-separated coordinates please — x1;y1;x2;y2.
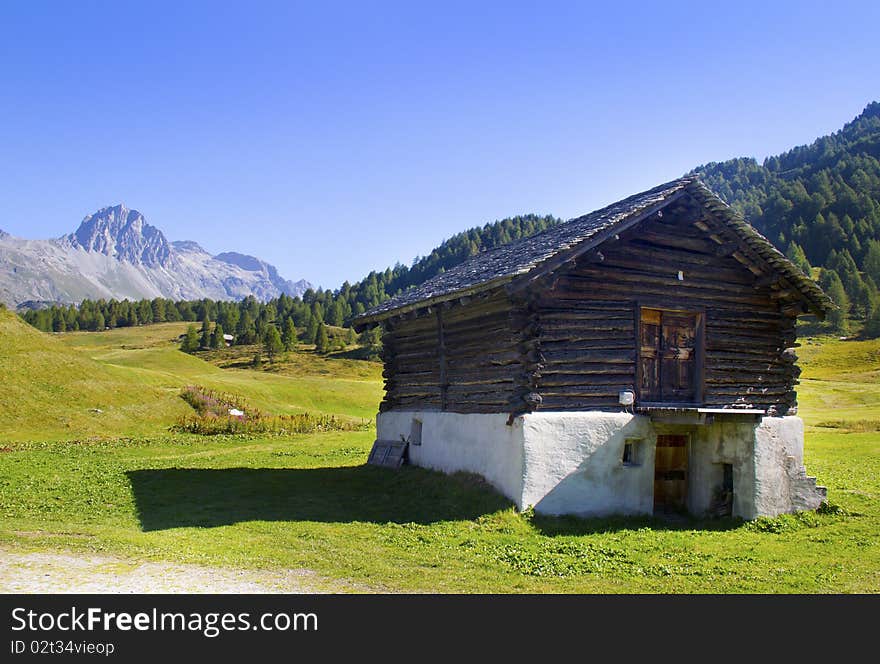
639;308;701;404
654;434;688;512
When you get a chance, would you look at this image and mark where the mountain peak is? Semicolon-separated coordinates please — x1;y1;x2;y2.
68;205;172;267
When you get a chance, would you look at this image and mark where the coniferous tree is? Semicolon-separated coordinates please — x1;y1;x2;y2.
314;322;329;354
282;317;297;350
302;316;319;344
864;240;880;287
785;241;812;277
200;317;211;349
181;325;199;353
820;269;851;335
210;323;224;349
264;324;283;360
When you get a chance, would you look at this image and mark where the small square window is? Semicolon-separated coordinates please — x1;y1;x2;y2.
622;438;641;466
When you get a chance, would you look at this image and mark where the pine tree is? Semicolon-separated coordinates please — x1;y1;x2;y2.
865;240;880;286
282;317;296;351
820;269;851;335
236;312;256;345
200;317;211;349
94;312;105;331
151;298;166;323
302;316;319;344
785;241;812;277
210;323;224;349
264;324;283;360
181;325;199;353
314;322;329;354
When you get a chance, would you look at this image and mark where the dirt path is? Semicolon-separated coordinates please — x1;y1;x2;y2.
0;547;341;593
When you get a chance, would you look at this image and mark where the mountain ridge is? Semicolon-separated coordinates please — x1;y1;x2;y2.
0;205;311;307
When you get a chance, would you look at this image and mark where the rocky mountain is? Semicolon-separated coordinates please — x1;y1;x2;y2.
0;204;311;307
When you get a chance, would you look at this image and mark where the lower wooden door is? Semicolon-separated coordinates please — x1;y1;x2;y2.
654;434;688;513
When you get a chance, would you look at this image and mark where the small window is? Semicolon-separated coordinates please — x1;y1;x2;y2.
622;438;641;466
722;463;733;493
409;419;422;446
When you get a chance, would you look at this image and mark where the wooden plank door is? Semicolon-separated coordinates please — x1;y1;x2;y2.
639;308;701;404
639;308;662;401
654;434;688;512
660;311;698;402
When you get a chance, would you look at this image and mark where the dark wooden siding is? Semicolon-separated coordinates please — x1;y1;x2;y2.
380;213;800;416
533;214;798;413
380;290;522;413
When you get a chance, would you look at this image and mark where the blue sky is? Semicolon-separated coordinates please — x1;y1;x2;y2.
0;1;877;289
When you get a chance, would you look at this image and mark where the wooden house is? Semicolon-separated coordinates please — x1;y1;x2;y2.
354;177;832;519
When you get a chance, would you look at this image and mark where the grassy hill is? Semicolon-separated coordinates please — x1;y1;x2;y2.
0;308;190;441
0;314;383;442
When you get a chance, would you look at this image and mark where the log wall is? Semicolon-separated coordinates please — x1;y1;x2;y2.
379;210;801;416
380;290;522;413
533;213;799;413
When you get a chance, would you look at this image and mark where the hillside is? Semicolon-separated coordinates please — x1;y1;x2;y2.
0;307;188;441
0;310;382;442
692;102;880;331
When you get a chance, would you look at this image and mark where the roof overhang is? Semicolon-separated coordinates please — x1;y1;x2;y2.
353;275;515;331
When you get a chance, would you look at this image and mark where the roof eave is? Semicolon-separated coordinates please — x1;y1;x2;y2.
684;181;834;318
352;275;515;331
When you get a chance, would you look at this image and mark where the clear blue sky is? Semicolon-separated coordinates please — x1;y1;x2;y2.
0;1;877;289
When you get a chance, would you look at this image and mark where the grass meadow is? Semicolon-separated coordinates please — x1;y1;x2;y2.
0;312;877;592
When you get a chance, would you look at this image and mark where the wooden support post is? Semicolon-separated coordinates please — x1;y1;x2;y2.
437;307;447;411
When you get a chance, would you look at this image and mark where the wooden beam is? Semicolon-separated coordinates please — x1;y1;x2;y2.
437;308;447;411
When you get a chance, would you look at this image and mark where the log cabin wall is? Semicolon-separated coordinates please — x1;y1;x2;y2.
380;289;523;413
531;211;799;414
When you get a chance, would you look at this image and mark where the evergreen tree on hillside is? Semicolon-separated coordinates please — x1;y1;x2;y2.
865;240;880;286
181;325;199;353
151;298;166;323
785;241;813;277
820;270;851;335
264;324;283;360
200;317;211;349
210;323;224;349
235;312;257;345
314;322;329;354
302;315;319;344
282;317;296;351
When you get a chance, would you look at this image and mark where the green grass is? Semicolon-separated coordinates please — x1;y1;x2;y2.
0;319;877;592
796;335;880;429
61;323;383;421
0;311;191;441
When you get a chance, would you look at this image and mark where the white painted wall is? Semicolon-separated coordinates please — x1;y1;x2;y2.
376;411;526;506
377;410;823;519
521;413;655;517
687;420;757;519
752;416;824;516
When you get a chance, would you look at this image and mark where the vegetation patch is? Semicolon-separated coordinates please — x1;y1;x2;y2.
174;385;367;436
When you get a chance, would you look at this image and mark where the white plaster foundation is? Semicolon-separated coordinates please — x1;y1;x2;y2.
376;410;825;519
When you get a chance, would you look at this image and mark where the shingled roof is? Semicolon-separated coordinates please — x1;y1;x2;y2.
354;176;832;328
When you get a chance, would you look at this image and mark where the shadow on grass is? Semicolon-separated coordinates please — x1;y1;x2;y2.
127;465;512;531
529;512;745;536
